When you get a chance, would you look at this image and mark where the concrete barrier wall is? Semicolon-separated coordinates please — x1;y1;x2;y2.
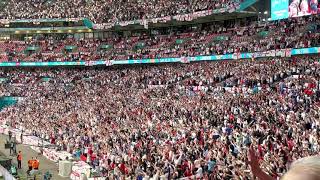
0;165;16;180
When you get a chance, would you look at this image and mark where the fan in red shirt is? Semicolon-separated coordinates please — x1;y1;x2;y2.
119;161;129;175
287;139;294;151
184;167;193;177
304;88;313;96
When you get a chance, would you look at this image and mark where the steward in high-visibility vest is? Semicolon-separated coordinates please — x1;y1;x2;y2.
32;159;39;170
17;151;22;169
28;158;33;171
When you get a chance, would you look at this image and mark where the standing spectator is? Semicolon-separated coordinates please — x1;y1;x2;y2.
17;151;22;169
10;140;14;156
27;157;34;174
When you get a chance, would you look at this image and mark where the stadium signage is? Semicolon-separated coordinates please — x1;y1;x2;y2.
0;18;83;24
271;0;320;20
0;47;318;67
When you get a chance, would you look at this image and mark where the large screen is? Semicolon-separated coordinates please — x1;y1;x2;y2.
271;0;320;20
271;0;289;20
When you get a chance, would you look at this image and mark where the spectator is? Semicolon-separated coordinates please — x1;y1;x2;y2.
0;55;319;179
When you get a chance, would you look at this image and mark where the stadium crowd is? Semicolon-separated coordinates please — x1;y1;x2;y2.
0;15;319;62
0;55;319;179
0;0;241;23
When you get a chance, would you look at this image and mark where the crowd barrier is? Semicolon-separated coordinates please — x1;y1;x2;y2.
0;165;16;180
0;47;319;67
0;125;96;180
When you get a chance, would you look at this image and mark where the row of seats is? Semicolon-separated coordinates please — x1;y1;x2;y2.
0;15;319;62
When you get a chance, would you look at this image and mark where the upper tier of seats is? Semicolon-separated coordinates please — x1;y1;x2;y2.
0;0;242;23
0;15;319;62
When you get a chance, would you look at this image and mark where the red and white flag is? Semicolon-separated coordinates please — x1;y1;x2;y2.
105;60;114;66
180;57;190;64
85;61;94;66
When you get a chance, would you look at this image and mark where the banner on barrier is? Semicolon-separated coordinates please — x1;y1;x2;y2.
180;57;190;63
285;48;292;57
232;52;241;60
0;47;319;67
105;60;113;66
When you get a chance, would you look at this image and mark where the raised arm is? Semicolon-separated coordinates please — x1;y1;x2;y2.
247;145;275;180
